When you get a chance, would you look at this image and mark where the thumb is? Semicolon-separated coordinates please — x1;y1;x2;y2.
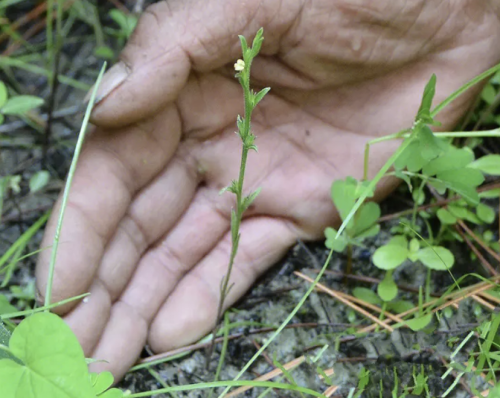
90;0;288;127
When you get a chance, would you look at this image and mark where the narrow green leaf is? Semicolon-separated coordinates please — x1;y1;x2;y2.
242;187;261;211
468;154;500;175
417;246;455;270
416;74;437;122
372;244;408;270
254;87;270;106
1;95;44;115
251;27;264;56
0;81;7;108
29;170;50;193
238;35;248;55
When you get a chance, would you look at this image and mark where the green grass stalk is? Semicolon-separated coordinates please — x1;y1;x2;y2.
44;63;106;307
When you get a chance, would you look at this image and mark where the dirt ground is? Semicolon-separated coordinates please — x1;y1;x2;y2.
0;1;497;397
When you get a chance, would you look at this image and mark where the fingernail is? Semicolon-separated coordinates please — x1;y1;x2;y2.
83;61;130;105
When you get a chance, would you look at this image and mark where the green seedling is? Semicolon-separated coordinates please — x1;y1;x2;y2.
211;28;269;348
0;81;44;124
325;177;380;252
108;9;138;41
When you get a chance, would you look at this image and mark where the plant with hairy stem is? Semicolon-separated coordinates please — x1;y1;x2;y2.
209;28;270;352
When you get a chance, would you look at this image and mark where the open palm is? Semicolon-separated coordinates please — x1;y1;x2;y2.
36;0;500;379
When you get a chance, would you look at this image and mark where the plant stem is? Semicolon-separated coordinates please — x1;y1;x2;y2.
213;53;252;333
44;63;106;307
426;268;432;303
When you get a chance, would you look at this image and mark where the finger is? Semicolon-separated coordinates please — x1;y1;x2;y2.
89;0;302;127
63;280;111;355
88;301;147;379
87;189;230;380
148;217;299;353
36;106;181;311
97;154;201;301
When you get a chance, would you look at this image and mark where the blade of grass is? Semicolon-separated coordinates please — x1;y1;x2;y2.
1;292;90;320
128;380;324;398
44;62;106;307
431;62;500;118
0;212;49;273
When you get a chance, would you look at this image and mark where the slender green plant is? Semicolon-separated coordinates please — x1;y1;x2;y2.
45;62;106;306
212;28;269;340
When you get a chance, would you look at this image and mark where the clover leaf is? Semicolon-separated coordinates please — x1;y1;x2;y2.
377;272;398;302
417;246;455;271
372;239;408;270
469;154;500;175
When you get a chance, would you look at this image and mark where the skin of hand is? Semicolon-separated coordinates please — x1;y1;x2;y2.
36;0;500;380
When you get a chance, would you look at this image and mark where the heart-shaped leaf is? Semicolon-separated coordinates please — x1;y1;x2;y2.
324;227;348;252
0;312;96;398
1;96;44;115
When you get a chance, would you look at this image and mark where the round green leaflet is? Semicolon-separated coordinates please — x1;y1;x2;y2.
417;246;455;271
372;244;408;270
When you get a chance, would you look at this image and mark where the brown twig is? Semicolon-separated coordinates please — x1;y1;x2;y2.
458;220;500;266
136;322;354;366
295;271;395;332
455;225;498;276
305;268;441;297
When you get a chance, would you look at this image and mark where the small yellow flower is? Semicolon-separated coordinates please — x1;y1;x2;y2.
234;59;245;71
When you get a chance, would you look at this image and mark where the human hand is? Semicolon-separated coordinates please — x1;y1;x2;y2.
36;0;500;380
